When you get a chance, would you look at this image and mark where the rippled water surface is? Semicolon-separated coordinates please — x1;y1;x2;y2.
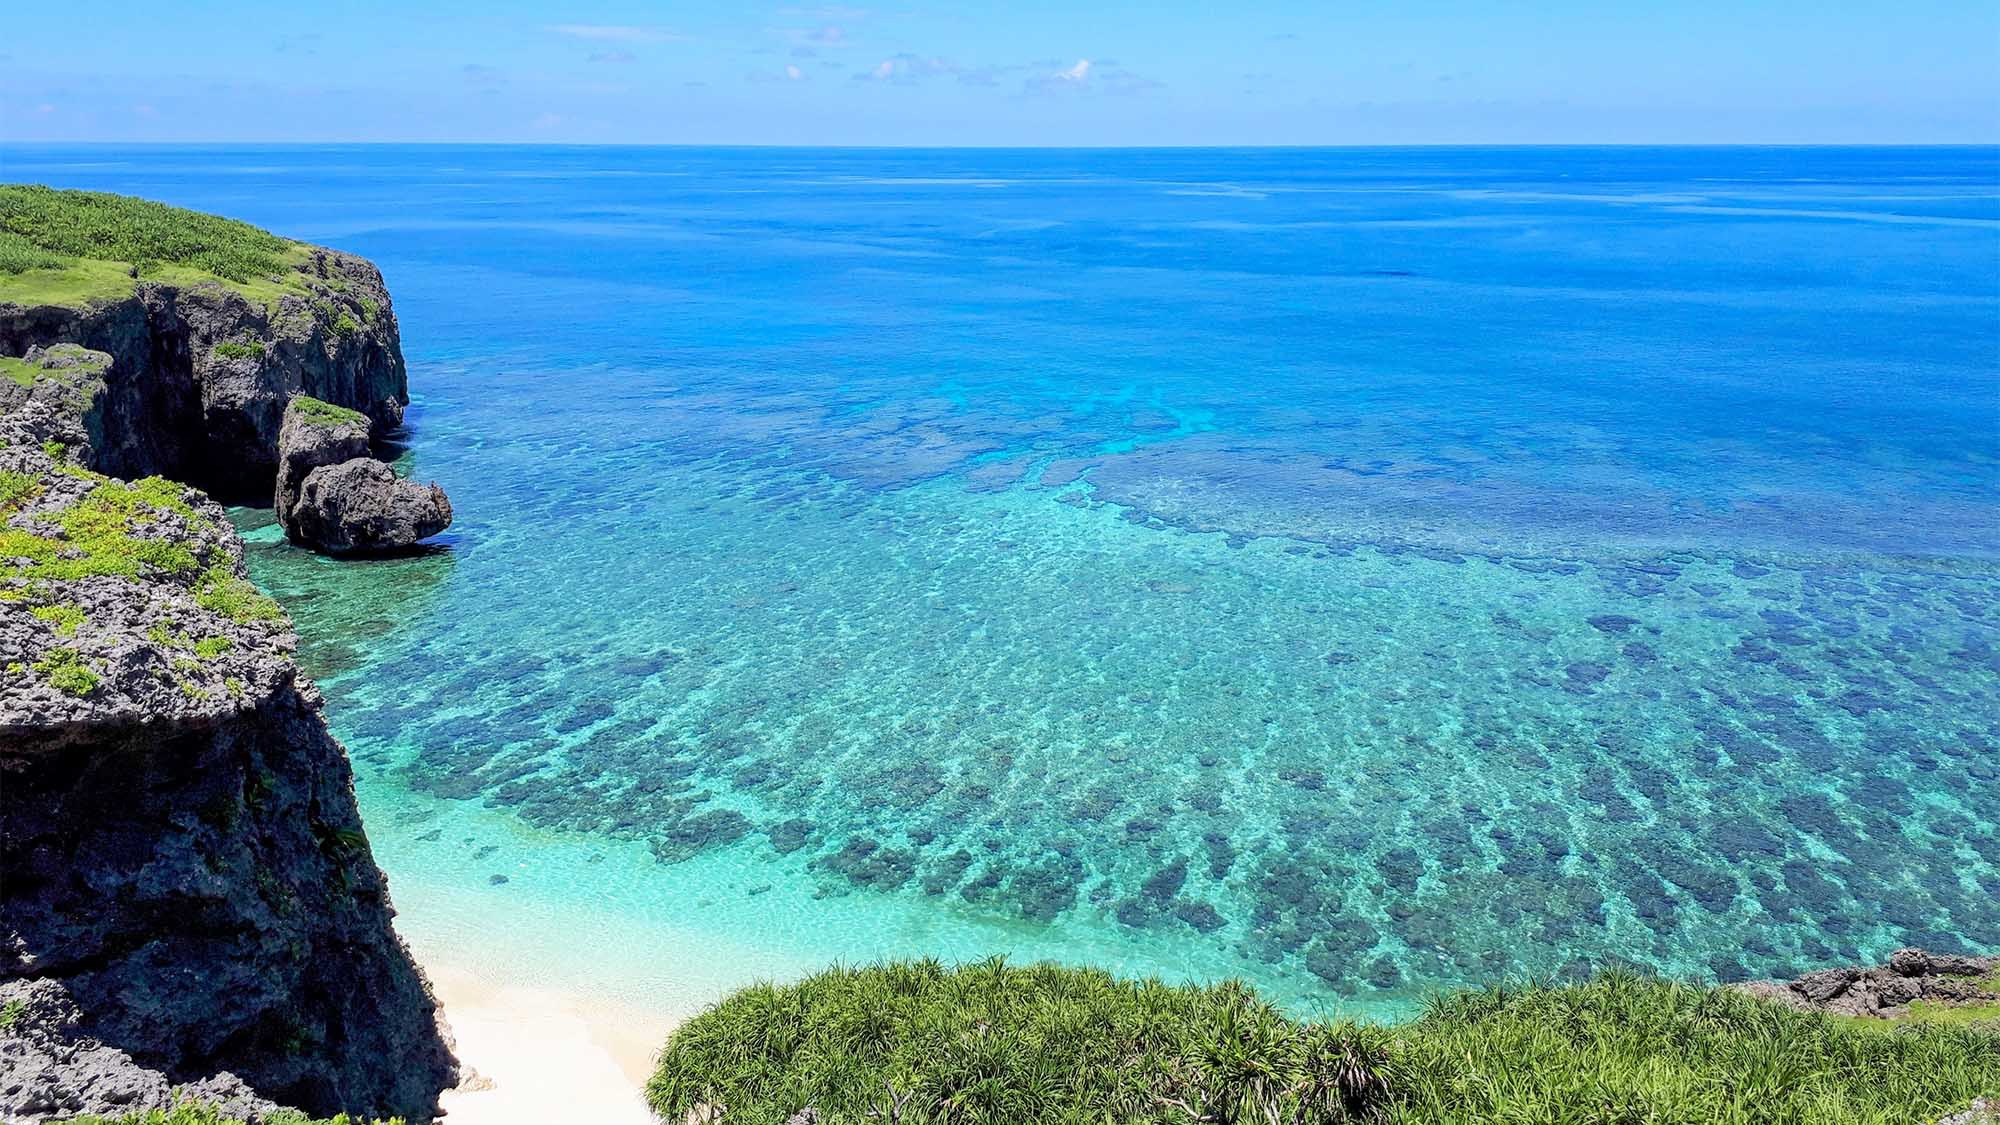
15;145;1998;1012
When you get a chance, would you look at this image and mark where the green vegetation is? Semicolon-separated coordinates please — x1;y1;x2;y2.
333;313;361;336
194;635;233;660
213;340;266;360
1;355;38;387
0;184;316;307
291;394;370;428
0;468;38;509
34;646;99;695
0;998;23;1031
67;1103;401;1125
0;184;289;281
195;565;286;624
650;960;2000;1125
0;474;204;585
31;602;86;635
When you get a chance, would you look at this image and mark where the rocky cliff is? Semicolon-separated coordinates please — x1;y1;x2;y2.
0;401;456;1120
0;249;406;501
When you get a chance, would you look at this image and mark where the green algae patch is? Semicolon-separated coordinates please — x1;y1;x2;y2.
651;961;2000;1125
291;395;370;428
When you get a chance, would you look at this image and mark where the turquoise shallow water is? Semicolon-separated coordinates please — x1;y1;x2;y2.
14;144;1999;1015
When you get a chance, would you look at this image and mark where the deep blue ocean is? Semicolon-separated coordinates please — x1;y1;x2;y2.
8;145;1997;1015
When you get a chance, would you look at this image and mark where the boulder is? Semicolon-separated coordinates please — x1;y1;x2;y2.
290;456;453;555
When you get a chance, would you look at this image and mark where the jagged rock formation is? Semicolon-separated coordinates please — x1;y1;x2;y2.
0;404;457;1120
0;251;406;500
290;457;453;555
0;978;287;1124
1734;947;1999;1019
0;345;111;466
274;396;451;555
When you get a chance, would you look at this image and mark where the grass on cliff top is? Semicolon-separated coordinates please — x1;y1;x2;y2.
0;184;312;308
648;959;2000;1125
292;394;370;428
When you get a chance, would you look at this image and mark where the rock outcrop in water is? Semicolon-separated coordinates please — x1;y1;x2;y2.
0;249;407;500
274;396;451;555
0;402;457;1121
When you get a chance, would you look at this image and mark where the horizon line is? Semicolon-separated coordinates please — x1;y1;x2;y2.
4;140;1998;150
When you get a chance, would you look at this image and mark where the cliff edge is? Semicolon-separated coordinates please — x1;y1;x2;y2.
0;185;407;501
0;398;456;1118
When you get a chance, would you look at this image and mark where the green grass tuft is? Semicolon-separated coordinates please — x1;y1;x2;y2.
193;635;233;660
650;961;2000;1125
291;394;370;428
0;469;38;509
194;566;287;625
31;602;86;635
34;646;99;695
213;340;266;360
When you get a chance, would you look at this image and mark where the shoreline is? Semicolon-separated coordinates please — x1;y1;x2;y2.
421;958;673;1125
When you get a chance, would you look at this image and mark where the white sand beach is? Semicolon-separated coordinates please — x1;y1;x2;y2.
425;961;671;1125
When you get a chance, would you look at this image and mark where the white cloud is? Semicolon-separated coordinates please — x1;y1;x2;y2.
1060;58;1091;82
856;53;957;82
548;24;685;43
786;64;806;81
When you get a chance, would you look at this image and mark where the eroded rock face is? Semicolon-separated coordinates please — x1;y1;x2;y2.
0;979;288;1124
274;397;371;530
272;396;452;555
289;456;453;555
0;421;457;1120
0;249;406;500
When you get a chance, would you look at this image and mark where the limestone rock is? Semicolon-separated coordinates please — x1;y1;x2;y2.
273;395;371;531
0;250;406;499
0;978;288;1124
0;432;457;1120
1733;948;1998;1019
288;456;452;555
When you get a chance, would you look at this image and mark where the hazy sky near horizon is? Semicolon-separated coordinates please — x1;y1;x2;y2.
3;1;1996;145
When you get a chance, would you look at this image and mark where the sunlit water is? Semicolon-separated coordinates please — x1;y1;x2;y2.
13;145;1998;1019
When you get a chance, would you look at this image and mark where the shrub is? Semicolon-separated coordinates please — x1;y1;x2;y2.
213;340;265;360
649;961;2000;1125
649;958;1391;1125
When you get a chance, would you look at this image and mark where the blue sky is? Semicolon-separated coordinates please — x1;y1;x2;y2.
3;1;1996;145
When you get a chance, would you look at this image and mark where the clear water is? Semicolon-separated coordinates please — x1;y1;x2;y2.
11;145;1998;1017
